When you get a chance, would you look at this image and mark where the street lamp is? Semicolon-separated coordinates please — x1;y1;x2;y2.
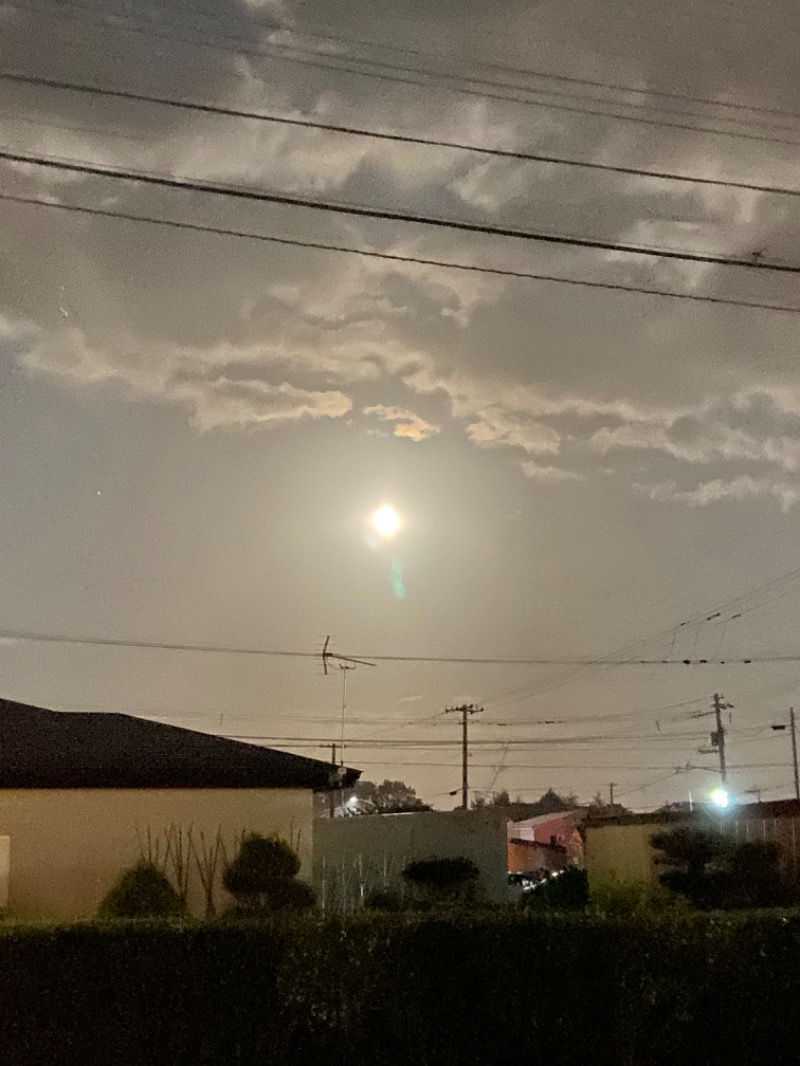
710;787;730;810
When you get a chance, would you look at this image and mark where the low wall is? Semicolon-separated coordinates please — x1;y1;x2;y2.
314;808;510;909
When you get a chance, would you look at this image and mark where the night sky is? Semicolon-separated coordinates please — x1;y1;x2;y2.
3;0;800;808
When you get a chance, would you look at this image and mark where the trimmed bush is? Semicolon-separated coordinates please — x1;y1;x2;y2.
223;832;313;914
652;826;792;909
3;913;800;1064
402;857;479;903
521;866;589;911
364;888;409;912
589;875;684;916
98;860;184;919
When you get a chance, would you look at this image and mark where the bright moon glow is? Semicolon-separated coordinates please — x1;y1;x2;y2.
372;505;401;538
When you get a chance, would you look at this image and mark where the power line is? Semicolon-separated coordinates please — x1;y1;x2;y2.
482;563;800;708
0;626;796;663
165;4;800;122
12;0;800;148
52;0;800;123
4;192;799;318
223;734;708;746
3;149;800;277
7;51;800;143
7;71;800;201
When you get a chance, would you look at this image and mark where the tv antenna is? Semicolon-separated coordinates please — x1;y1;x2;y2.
320;637;375;765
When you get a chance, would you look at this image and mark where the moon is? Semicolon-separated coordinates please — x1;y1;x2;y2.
372;504;401;538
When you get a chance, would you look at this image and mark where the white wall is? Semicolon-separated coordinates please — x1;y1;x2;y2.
0;788;312;920
314;808;510;909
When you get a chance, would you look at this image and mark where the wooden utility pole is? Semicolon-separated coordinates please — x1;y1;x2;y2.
774;710;800;801
445;704;483;809
609;782;615;808
712;693;730;787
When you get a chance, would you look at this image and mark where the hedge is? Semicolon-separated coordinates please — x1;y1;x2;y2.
1;912;800;1065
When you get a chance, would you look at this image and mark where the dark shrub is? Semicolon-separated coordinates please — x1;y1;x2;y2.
521;867;588;910
98;860;184;919
652;827;791;909
402;857;480;903
364;889;408;912
223;833;312;913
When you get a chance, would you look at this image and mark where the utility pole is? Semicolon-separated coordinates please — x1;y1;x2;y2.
609;782;615;808
445;704;483;809
712;692;730;787
771;708;800;801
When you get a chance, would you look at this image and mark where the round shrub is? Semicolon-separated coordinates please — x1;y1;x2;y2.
98;860;184;919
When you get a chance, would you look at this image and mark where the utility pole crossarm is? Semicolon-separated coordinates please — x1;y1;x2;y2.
445;704;484;810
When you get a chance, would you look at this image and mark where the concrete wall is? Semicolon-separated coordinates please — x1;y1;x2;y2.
584;822;672;886
0;788;312;920
314;808;510;910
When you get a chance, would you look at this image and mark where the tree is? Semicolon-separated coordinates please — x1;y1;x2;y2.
99;859;185;919
531;788;579;814
651;826;789;909
586;791;631;818
472;788;513;809
358;779;432;814
314;777;432;817
222;833;315;913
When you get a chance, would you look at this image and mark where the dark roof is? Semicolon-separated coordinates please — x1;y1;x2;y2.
0;698;360;791
729;798;800;819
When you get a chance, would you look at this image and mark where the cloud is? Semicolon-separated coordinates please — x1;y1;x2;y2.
449;159;540;213
521;461;583;484
362;404;440;441
636;476;800;512
14;318;352;432
591;418;800;473
175;377;352;432
465;407;561;455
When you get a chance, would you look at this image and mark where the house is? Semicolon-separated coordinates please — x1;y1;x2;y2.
583;812;678;887
507;811;584;877
0;698;358;919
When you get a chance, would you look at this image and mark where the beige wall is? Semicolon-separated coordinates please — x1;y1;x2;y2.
584;822;672;886
0;788;312;920
315;808;510;909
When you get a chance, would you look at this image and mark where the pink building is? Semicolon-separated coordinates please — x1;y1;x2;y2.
507;811;584;875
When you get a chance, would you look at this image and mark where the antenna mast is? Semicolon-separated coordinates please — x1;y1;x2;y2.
320;636;375;766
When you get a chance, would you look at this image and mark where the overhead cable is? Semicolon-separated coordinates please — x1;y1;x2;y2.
3;192;799;318
6;71;800;200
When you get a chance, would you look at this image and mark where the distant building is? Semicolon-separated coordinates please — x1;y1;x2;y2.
507;811;584;877
584;800;800;889
584;812;677;886
315;806;585;910
0;698;358;919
